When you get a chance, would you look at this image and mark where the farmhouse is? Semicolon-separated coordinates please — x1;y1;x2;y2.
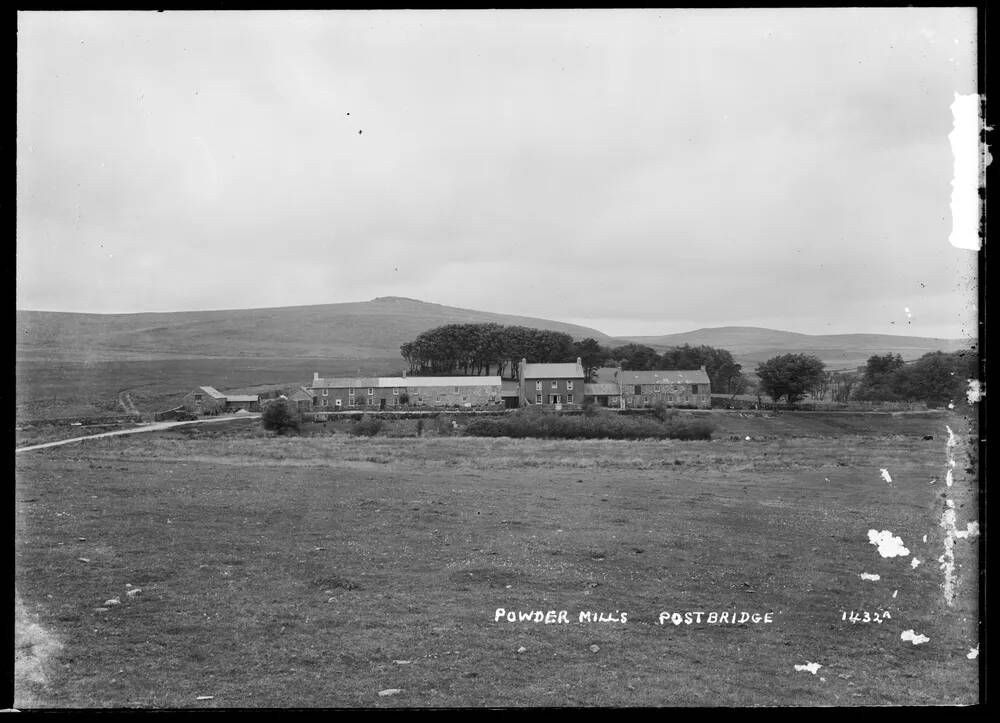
181;386;227;414
307;373;503;410
595;367;712;409
518;358;585;407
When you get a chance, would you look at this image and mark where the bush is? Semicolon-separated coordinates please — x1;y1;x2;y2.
464;408;713;441
351;414;383;437
261;399;301;435
651;399;678;422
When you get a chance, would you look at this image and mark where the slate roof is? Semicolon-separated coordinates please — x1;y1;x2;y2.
521;361;585;379
309;377;381;389
286;387;314;401
198;386;226;399
225;395;259;403
583;383;621;396
617;369;711;386
310;376;502;389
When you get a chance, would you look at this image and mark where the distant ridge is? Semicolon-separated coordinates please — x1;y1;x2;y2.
16;298;970;368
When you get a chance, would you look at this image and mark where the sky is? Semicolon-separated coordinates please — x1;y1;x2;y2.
17;9;979;339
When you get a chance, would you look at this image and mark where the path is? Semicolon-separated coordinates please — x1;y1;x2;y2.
15;414;262;454
117;391;141;417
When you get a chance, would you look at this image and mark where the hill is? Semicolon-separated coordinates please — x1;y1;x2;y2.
16;296;618;363
621;326;971;369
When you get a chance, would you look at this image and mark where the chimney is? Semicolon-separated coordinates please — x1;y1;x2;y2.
313;372;319;383
577;357;582;366
403;370;407;378
700;365;706;372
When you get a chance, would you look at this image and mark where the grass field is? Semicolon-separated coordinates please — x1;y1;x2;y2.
14;410;980;707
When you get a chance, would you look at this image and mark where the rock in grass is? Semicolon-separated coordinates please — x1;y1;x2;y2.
103;598;121;606
590;644;600;653
378;689;402;697
517;646;527;654
126;588;142;598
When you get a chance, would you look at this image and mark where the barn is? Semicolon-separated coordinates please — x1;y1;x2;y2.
224;394;260;412
181;386;227;414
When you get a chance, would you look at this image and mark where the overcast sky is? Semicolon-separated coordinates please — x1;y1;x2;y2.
17;9;978;338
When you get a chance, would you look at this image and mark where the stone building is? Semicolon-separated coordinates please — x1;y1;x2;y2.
595;367;712;409
180;386;227;414
306;373;503;410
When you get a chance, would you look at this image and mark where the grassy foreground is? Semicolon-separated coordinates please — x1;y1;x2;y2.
14;412;979;707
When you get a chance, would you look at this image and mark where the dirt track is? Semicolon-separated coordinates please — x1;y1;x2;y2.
14;414;261;454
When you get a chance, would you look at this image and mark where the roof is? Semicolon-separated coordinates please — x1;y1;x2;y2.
379;376;501;388
287;387;313;401
618;369;711;385
521;361;585;379
309;376;502;389
594;367;622;384
583;383;621;396
198;386;226;399
309;377;381;389
225;395;259;403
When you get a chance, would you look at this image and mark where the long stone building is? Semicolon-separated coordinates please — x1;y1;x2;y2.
307;373;504;410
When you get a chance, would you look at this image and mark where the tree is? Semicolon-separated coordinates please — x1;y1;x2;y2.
611;343;661;371
756;354;826;406
855;353;907;401
574;338;613;382
261;399;301;435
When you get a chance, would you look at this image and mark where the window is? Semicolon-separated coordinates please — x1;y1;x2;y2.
535;381;542;391
393;387;399;396
194;394;203;402
321;399;328;407
489;393;496;401
654;385;660;393
348;388;355;396
368;388;374;396
535;394;542;404
323;389;328;396
567;381;574;391
313;396;318;406
567;393;574;403
551;380;558;389
454;386;460;393
335;399;342;407
691;384;698;395
634;385;642;395
349;398;357;407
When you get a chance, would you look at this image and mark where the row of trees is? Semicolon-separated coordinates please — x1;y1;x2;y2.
400;323;749;390
754;349;977;407
399;323;578;379
853;351;978;406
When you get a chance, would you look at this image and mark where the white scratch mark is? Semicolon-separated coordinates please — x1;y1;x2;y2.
794;662;822;674
966;379;984;404
892;590;898;598
859;573;881;581
901;629;930;645
880;469;893;485
967;646;979;659
955;521;980;540
948;92;983;250
868;529;910;558
923;534;928;543
938;505;977;605
911;558;922;569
